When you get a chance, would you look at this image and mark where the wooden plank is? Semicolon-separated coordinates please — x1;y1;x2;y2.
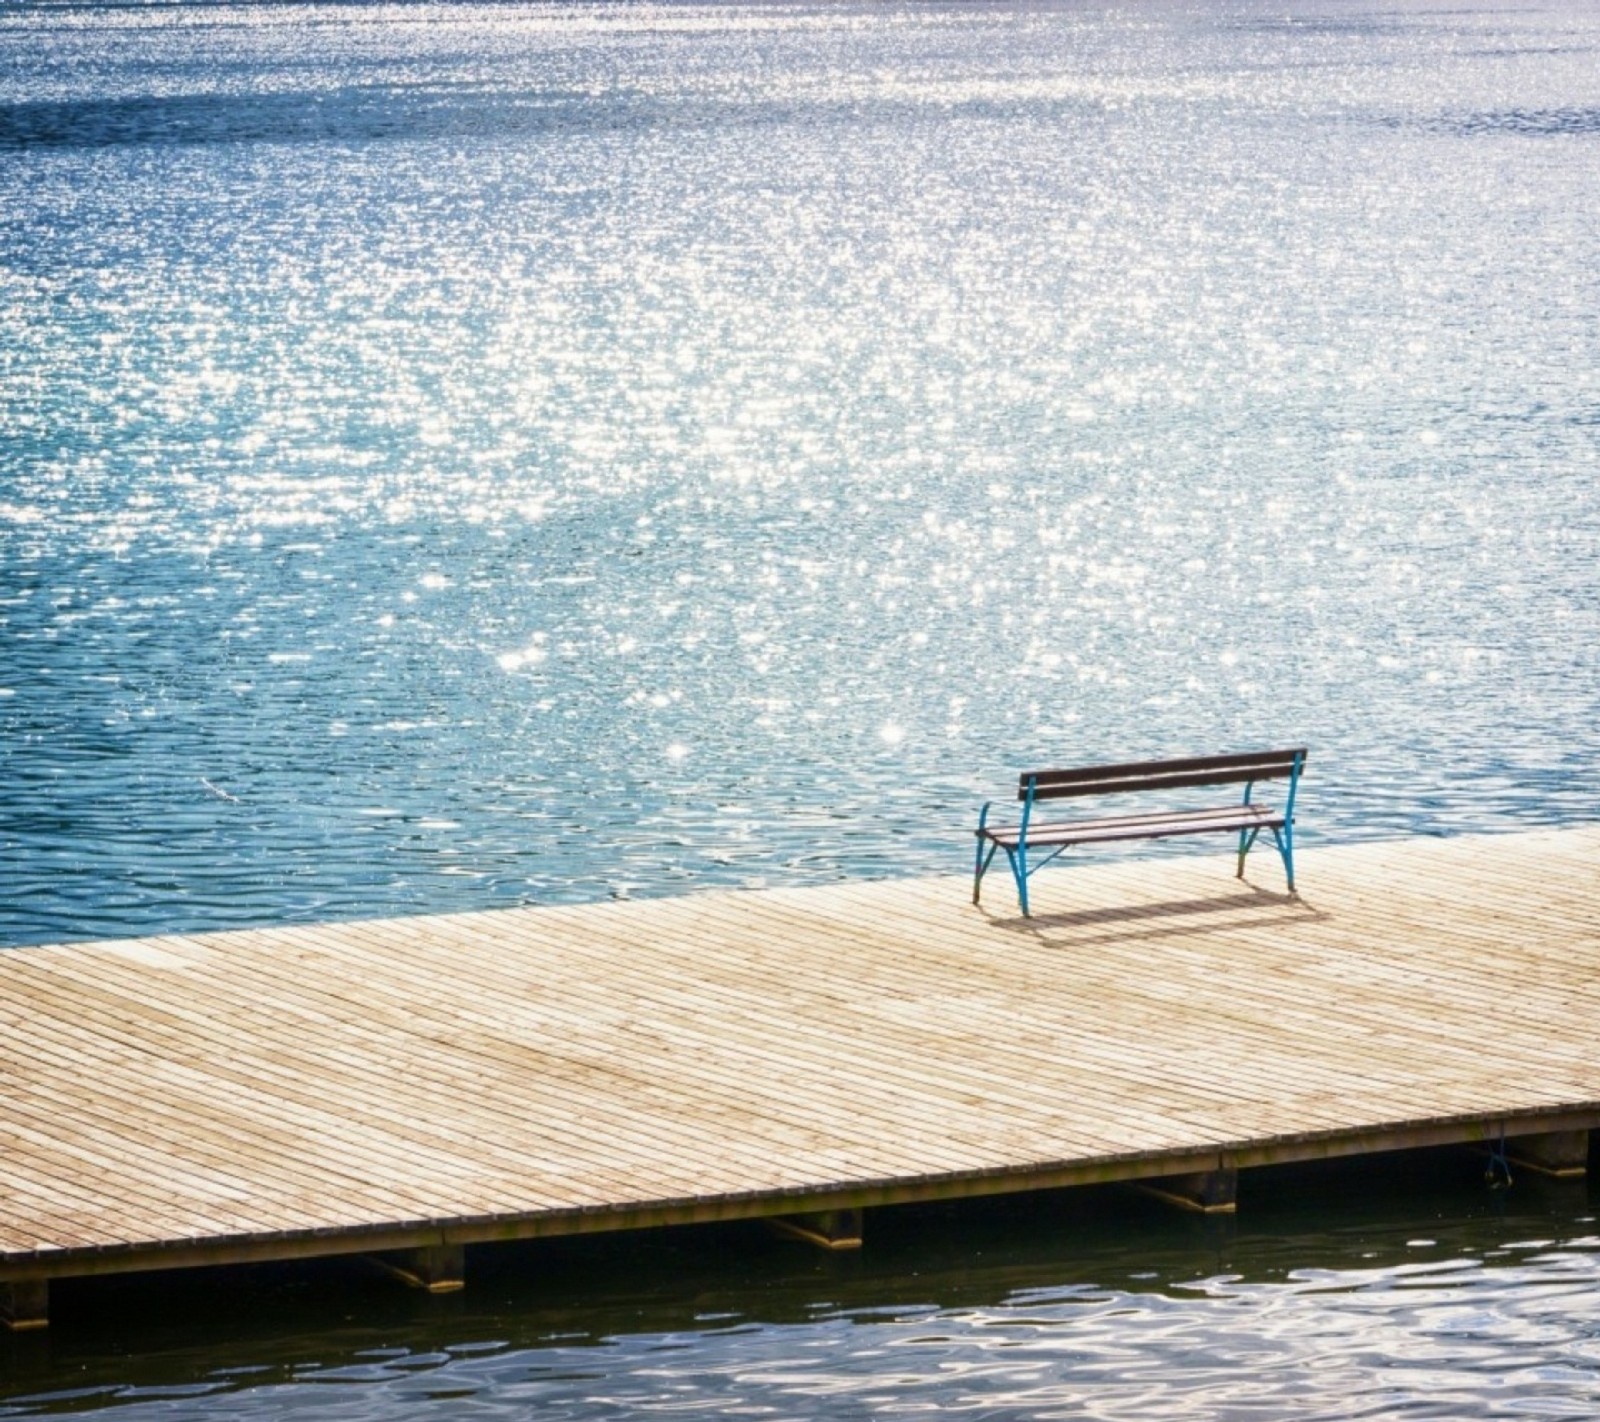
1022;748;1304;794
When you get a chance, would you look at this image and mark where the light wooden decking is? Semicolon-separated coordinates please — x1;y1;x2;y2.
4;826;1599;1321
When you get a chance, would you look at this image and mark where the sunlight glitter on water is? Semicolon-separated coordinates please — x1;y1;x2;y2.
2;2;1599;955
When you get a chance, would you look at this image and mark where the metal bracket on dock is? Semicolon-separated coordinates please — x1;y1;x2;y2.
368;1244;466;1293
1;1279;48;1332
1134;1164;1238;1214
768;1208;864;1250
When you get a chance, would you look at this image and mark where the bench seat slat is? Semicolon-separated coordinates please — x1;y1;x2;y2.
980;803;1282;850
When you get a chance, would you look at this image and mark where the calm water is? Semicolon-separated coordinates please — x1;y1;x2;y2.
4;1156;1600;1418
3;0;1599;947
3;0;1600;1411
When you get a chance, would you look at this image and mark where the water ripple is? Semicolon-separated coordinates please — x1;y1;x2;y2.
2;2;1599;957
8;1237;1600;1419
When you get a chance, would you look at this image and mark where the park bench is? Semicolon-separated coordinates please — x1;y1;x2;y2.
973;748;1307;916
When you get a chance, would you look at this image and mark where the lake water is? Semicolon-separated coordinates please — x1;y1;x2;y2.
3;0;1599;1411
5;1155;1600;1418
4;0;1599;949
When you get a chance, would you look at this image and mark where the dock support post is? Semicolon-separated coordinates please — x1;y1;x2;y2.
372;1244;466;1293
1506;1129;1590;1179
769;1208;864;1250
1136;1164;1238;1214
1;1280;48;1331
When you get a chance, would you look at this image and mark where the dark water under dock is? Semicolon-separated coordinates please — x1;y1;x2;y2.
7;1154;1600;1419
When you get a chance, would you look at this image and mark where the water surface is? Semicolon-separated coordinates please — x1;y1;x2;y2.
4;1155;1600;1418
3;0;1599;947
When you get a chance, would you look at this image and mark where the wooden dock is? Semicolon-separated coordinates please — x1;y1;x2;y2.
4;825;1600;1329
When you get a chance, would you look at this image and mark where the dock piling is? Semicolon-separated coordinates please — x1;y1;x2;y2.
1505;1129;1591;1179
1;1280;48;1332
769;1209;865;1250
1135;1164;1238;1214
371;1245;466;1294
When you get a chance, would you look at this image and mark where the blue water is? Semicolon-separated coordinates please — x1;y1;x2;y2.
3;0;1598;949
3;0;1600;1411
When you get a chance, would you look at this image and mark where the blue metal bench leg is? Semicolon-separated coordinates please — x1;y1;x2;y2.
1272;826;1296;893
1012;779;1037;917
1236;826;1261;879
973;841;998;905
1236;779;1258;879
974;803;997;905
1276;750;1303;894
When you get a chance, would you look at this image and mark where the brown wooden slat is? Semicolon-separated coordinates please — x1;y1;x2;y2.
1019;755;1305;801
981;804;1283;848
1018;748;1304;798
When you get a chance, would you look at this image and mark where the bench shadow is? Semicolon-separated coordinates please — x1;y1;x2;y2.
978;885;1327;947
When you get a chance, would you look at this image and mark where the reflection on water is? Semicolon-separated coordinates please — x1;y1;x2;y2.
3;0;1600;948
4;1154;1600;1418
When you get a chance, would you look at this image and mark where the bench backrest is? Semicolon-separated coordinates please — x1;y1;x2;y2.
1017;748;1307;802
